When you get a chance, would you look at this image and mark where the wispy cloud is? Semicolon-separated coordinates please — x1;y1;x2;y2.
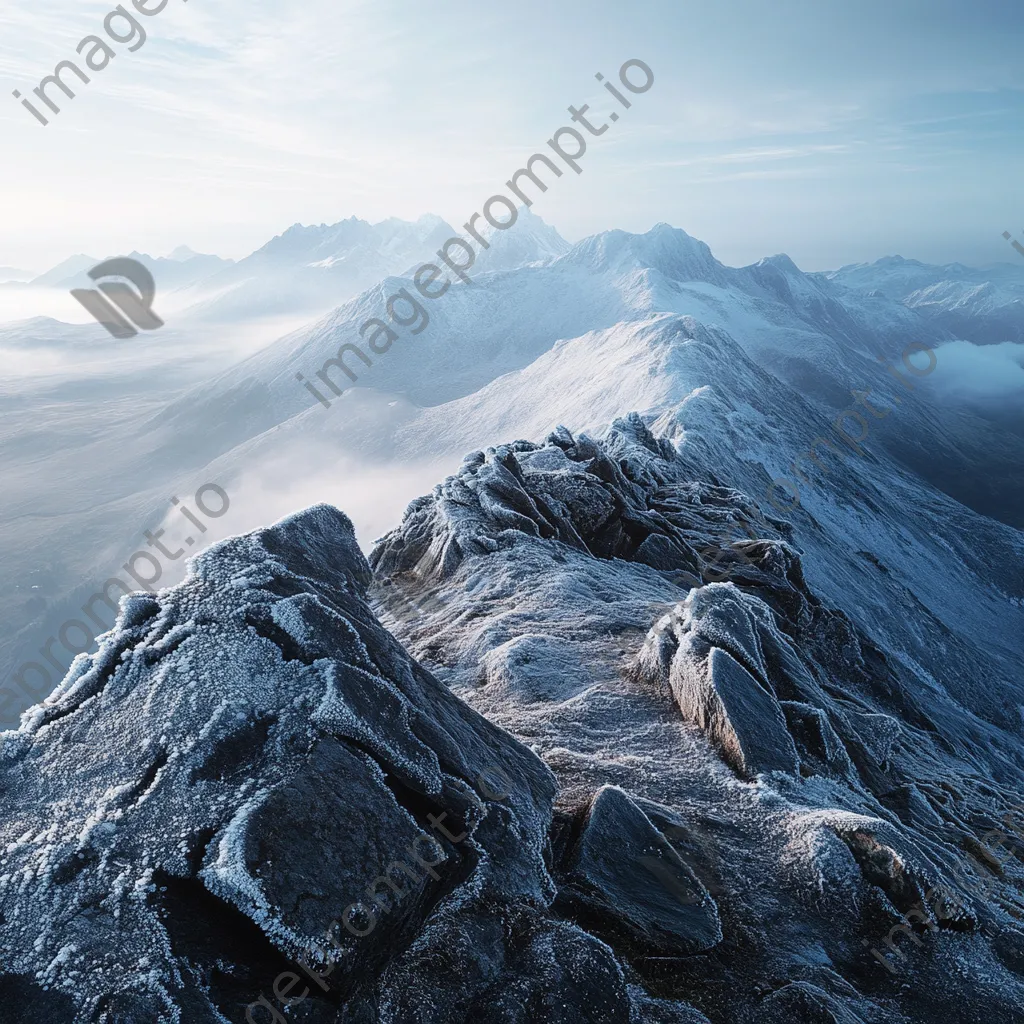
1;0;1022;271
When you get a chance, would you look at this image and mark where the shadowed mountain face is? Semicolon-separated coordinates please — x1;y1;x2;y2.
820;255;1024;346
2;416;1022;1023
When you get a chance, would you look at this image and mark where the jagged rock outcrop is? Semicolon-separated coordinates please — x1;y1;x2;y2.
0;507;647;1023
2;415;1023;1023
371;415;1024;1024
553;786;722;956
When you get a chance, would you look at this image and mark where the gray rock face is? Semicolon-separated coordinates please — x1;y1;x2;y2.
555;786;722;955
0;507;613;1023
2;415;1023;1024
670;644;800;778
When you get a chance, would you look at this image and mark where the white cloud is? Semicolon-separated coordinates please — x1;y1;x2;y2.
149;443;458;593
930;340;1024;403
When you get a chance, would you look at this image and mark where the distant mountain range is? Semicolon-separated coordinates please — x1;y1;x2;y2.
13;215;1024;345
0;266;36;284
7;212;511;325
820;255;1024;345
0;216;1021;735
1;210;1023;1023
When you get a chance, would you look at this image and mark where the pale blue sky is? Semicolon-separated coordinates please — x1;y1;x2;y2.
0;0;1021;271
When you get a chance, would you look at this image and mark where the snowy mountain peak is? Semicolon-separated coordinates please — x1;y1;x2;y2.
753;253;802;275
557;224;726;286
166;245;209;261
473;207;571;273
255;218;376;262
245;215;459;271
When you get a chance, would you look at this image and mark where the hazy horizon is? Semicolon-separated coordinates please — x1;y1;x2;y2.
6;212;1024;282
2;0;1021;274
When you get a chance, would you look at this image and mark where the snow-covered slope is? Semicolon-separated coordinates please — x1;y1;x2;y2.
2;222;1021;742
1;417;1021;1022
821;255;1024;345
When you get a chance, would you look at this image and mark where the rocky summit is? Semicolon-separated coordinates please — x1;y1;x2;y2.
1;416;1023;1024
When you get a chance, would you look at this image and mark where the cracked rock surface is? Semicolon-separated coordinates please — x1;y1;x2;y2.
0;507;572;1022
2;415;1023;1023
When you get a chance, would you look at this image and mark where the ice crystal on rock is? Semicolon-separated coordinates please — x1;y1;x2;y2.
1;418;1022;1023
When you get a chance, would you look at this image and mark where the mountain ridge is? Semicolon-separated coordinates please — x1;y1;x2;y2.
0;416;1020;1022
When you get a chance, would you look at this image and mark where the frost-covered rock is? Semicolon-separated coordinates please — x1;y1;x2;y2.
0;506;643;1023
2;413;1023;1024
554;785;722;955
372;417;1024;1024
670;644;800;778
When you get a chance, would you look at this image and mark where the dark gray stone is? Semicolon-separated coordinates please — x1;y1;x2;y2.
558;786;722;956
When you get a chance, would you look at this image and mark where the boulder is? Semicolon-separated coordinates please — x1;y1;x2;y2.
557;786;722;956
